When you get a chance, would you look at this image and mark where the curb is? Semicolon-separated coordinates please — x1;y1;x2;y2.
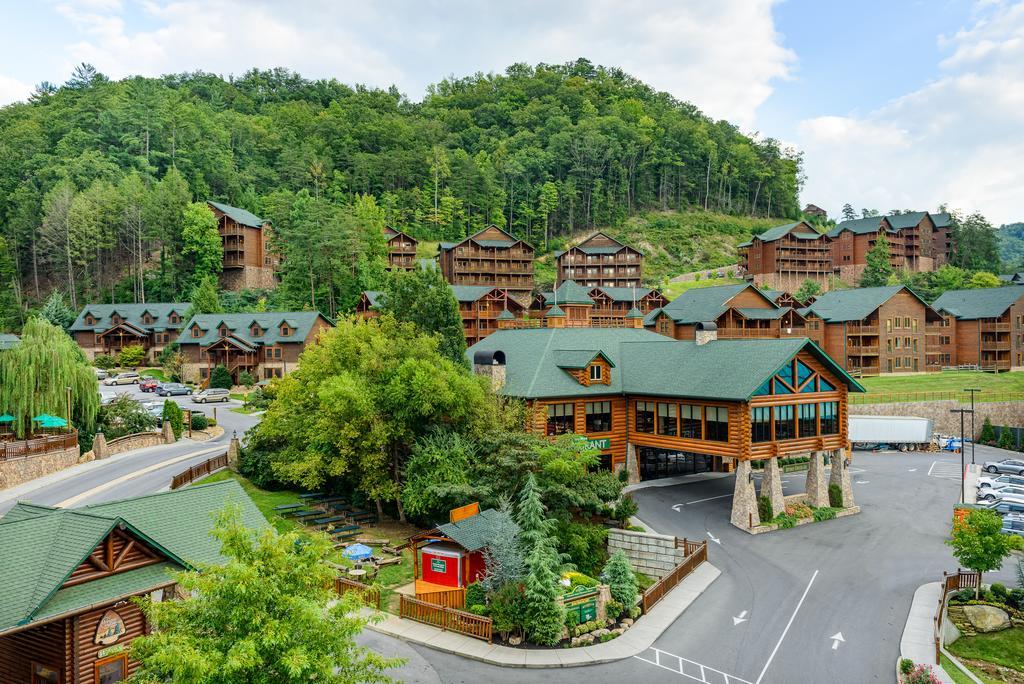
365;561;721;668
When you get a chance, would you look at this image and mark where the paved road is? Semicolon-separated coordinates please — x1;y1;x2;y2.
376;445;1022;683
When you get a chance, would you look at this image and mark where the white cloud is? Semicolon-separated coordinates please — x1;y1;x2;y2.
48;0;794;128
798;1;1024;225
0;74;32;106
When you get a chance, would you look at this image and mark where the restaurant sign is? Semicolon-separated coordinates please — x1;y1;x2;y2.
430;557;447;573
583;437;611;451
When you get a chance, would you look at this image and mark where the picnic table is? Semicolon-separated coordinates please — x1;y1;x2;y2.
310;515;347;526
281;508;317;518
348;569;367;581
298;492;325;499
350;512;377;524
290;510;324;520
316;496;349;504
272;503;303;511
330;525;361;536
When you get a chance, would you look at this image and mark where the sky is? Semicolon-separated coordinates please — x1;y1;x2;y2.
0;0;1020;225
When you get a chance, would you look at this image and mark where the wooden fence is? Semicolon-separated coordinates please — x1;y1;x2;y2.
0;431;78;461
335;577;381;610
170;452;228;489
934;569;982;663
415;586;466;610
641;538;708;613
399;594;493;643
850;391;1024;405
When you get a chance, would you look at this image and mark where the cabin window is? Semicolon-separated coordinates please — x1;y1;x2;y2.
912;318;918;332
95;654;127;683
820;402;839;435
751;407;771;443
798;404;817;437
680;404;702;438
773;405;795;440
657;403;677;436
796;360;814;388
635;401;655;433
904;316;911;328
111;314;122;325
280;325;292;337
169;314;180;324
85;314;95;325
705;406;729;442
658;317;671;335
585;401;612;433
251;325;263;337
143;314;153;324
753;379;772;396
589;364;603;383
886;319;893;332
32;662;61;684
546;403;575;436
893;317;901;329
275;347;282;359
191;326;202;338
200;368;209;379
265;348;273;359
219;325;229;337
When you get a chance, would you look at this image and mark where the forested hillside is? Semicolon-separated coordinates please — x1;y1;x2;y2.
0;59;801;327
999;222;1024;269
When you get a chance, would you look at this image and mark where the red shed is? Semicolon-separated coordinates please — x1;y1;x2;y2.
408;505;512;596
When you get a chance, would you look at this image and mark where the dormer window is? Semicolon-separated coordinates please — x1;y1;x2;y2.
589;365;603;382
111;314;122;325
169;313;181;324
85;314;95;326
191;326;202;338
142;313;154;324
251;325;263;337
280;325;292;337
219;325;230;337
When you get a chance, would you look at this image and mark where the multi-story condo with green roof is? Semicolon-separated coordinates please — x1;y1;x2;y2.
932;285;1024;371
437;225;534;302
177;311;333;383
737;220;832;292
70;302;191;362
468;325;864;531
207;201;281;291
554;232;643;288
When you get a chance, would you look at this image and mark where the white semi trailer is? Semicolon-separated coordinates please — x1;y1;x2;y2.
848;415;934;451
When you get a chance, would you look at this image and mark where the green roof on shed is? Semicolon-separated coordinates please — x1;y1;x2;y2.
207;200;265;228
436;508;515;552
932;286;1024;320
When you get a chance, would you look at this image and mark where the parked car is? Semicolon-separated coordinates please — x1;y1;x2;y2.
156;383;192;397
984;497;1024;516
977;485;1024;502
139;377;160;392
94;368;108;380
99;391;118;406
983;459;1024;475
142;402;164;426
978;474;1024;489
193;388;230;404
1002;514;1024;537
102;372;140;386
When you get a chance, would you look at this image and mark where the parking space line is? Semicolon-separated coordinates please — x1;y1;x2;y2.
754;569;818;684
634;648;753;684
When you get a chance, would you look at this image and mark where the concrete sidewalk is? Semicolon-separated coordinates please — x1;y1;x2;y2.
899;583;954;683
365;561;720;668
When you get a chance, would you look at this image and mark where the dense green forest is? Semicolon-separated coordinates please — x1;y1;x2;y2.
999;223;1024;270
0;59;802;325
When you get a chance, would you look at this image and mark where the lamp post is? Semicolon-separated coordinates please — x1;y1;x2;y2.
951;408;974;504
964;388;981;464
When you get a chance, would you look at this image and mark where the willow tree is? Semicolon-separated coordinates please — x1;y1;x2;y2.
0;317;98;438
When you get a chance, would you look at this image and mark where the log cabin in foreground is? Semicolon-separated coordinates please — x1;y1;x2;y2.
467;325;865;530
0;480;265;683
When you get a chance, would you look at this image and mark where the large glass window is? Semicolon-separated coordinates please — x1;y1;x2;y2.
774;405;795;440
635;401;655;433
706;406;729;442
680;404;702;439
796;360;814;389
547;403;575;436
798;403;817;437
820;402;839;435
751;407;771;443
657;403;678;436
585;401;612;433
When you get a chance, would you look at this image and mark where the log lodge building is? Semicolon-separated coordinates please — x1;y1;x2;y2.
70;303;191;363
468;326;864;529
207;201;281;292
554;232;643;288
0;481;265;683
438;226;534;302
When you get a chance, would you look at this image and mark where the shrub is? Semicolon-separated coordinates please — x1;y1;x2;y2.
238;444;286;490
613;494;639;524
999;428;1015;450
162;400;183;440
117;344;146;368
902;663;941;684
1008;588;1024;610
980;417;996;445
606;599;625;618
238;370;256;388
629;605;641;620
563;571;598;589
465;582;487;608
244;387;272;411
189;413;209;431
565;611;581;628
757;496;772;522
489;583;525;641
554;521;608;578
787;503;813;519
812;507;838;522
774;513;799;529
828;483;843;508
468;604;488;616
991;582;1009;602
899;658;914;676
94;354;117;370
600;551;638;609
209;365;233;390
950;589;974;604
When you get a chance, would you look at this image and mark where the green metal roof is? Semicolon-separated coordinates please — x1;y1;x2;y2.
932;286;1024;320
592;286;654;302
553;349;615;369
436;508;515;552
553;232;637;258
932;212;953;228
497;309;516;321
760;289;783;302
465;329;864;400
363;290;383;308
0;333;19;350
885;211;929;229
550;280;595;306
450;285;499;303
70;302;191;333
750;221;803;243
35;562;179;622
178;311;329;347
545;304;566;318
736;307;793;320
827;216;900;237
207;200;265;228
643;307;664;326
661;283;776;324
439;226;524;253
0;480;267;635
626;306;644;319
804;285;909;322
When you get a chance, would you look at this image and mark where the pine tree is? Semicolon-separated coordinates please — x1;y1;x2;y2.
859;234;894;287
515;473;564;645
600;550;638;609
0;237;21;332
38;291;75;330
189;276;223;315
980;417;996;445
998;427;1015;450
209;365;233;389
841;203;856;222
480;505;525;594
162;399;183;440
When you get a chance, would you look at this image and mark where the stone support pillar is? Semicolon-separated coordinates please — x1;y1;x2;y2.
759;457;785;517
730;460;760;530
228;432;241;469
805;451;829;507
162;421;176;444
625;443;640;485
92;432;108;460
828;448;854;508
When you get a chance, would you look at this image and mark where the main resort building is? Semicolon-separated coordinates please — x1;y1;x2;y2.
468;325;864;528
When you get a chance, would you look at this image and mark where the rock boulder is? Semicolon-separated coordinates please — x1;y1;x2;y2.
963;605;1011;633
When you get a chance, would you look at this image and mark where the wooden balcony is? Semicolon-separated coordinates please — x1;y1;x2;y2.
847;346;879;356
845;324;879;335
981;322;1011;332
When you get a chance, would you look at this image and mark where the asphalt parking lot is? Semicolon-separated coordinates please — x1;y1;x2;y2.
97;377;254;434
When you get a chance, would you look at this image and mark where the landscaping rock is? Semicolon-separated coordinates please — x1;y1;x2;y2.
570;637;580;647
508;635;523;646
963;604;1011;633
592;628;609;638
578;634;595;645
622;618;634;627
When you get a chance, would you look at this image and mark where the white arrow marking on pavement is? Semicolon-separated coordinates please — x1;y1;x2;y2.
707;531;721;544
908;468;917;472
733;610;748;626
855;480;870;484
671;503;684;512
830;632;845;650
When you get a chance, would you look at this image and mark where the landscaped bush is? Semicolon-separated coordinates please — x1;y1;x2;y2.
162;400;183;440
991;582;1009;602
489;583;525;642
774;512;799;529
189;413;209;431
902;663;941;684
554;521;608;578
899;658;914;676
606;599;624;619
629;605;641;620
117;344;146;368
757;496;772;522
980;417;996;445
999;428;1015;450
788;503;813;519
465;582;487;608
828;483;843;508
812;507;839;522
600;551;638;609
94;354;117;370
238;370;256;388
563;571;598;589
950;589;975;605
613;494;639;524
209;365;233;390
1009;588;1024;610
468;604;488;616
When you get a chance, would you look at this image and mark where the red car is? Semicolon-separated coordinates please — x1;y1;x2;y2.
139;378;160;392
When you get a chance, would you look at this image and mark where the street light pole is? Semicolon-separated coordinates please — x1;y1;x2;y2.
964;388;981;464
951;408;974;504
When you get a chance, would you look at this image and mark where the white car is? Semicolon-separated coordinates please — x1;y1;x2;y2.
977;485;1024;502
978;474;1024;489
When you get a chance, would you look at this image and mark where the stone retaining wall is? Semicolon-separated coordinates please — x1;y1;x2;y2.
0;445;80;490
607;528;686;579
852;400;1024;436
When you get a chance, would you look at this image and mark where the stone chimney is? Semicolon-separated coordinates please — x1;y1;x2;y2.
473;350;507;391
695;321;718;346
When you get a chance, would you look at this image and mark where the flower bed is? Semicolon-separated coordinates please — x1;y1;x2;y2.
751;500;860;534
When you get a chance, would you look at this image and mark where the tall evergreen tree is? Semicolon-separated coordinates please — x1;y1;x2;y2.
0;236;22;331
515;473;564;645
379;266;467;365
38;291;75;329
189;276;223;315
841;203;856;222
859;235;894;287
180;202;223;293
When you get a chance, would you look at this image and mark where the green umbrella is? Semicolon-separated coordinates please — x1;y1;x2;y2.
0;414;14;423
39;416;68;428
32;413;56;423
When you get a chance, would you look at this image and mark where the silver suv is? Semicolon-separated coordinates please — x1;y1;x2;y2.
193;388;230;404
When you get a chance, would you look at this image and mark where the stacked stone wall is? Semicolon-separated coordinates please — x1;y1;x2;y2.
0;445;80;490
607;528;686;579
852;400;1024;436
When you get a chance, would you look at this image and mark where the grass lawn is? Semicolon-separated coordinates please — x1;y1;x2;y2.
947;627;1024;678
195;470;303;534
231;405;262;415
662;277;744;300
139;367;168;382
229;392;250;402
942;653;1000;684
859;371;1024;396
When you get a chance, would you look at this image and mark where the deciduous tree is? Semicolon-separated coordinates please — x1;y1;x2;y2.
947;509;1012;599
859;234;894;287
379;265;466;365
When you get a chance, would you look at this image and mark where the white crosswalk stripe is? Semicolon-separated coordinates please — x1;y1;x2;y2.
634;648;753;684
928;461;964;480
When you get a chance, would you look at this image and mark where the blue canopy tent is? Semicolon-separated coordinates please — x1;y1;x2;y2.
342;543;373;562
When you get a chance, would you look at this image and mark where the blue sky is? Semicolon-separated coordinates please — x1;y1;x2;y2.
0;0;1019;224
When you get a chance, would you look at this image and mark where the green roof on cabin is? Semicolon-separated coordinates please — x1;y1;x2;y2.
805;285;933;322
207;200;266;228
660;283;777;324
932;286;1024;320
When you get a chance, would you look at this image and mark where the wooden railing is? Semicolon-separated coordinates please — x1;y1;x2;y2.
170;452;228;489
335;577;381;610
641;538;708;613
415;586;466;609
934;570;981;663
0;430;78;462
399;594;493;643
